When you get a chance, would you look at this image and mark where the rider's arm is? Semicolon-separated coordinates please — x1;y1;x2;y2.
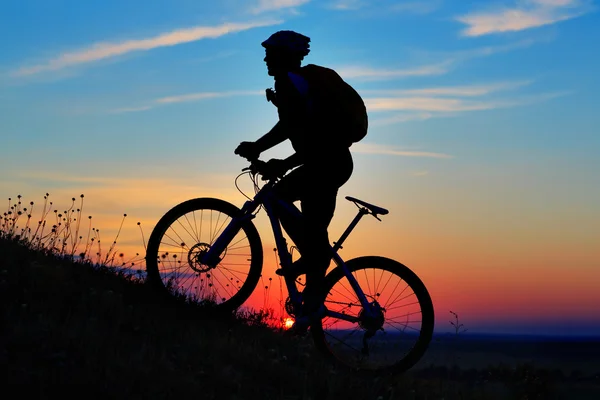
254;121;289;153
281;152;303;171
255;74;309;159
275;73;309;129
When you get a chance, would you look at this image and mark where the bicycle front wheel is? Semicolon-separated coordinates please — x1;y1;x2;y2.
311;256;434;374
145;198;263;314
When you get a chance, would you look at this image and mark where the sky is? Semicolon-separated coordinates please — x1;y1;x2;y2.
1;0;599;336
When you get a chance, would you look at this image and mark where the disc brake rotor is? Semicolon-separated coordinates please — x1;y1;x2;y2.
188;242;225;273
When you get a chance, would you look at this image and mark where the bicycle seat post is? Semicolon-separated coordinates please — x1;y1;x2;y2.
332;207;369;253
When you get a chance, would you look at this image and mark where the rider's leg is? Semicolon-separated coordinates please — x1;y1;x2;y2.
294;151;353;321
298;188;337;316
271;166;306;251
272;149;353;258
272;149;353;329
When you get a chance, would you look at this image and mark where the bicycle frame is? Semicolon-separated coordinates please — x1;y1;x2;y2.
200;174;379;322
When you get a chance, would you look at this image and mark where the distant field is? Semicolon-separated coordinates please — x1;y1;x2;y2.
415;334;600;374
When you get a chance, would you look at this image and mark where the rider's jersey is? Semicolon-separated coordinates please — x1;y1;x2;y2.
274;69;348;159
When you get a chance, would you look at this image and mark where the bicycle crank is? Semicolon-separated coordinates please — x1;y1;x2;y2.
284;296;302;317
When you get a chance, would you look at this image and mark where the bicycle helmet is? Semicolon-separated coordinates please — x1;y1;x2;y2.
261;30;311;59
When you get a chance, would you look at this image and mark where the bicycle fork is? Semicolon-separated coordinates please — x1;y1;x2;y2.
199;200;258;267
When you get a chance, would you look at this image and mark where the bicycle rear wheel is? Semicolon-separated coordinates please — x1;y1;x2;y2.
311;256;434;374
145;198;263;314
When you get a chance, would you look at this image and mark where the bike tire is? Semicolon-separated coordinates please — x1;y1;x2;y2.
310;256;434;374
145;197;263;314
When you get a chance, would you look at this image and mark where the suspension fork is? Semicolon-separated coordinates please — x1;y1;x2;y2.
199;199;259;267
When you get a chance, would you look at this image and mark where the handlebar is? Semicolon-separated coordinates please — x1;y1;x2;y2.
241;158;264;173
241;158;277;181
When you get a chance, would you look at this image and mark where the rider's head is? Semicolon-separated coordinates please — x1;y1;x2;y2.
262;30;310;77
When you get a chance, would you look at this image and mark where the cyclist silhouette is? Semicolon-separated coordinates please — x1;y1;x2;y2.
235;30;366;333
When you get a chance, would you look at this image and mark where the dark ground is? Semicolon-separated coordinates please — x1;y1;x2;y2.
1;236;598;399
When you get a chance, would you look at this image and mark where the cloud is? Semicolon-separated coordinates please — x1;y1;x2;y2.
448;38;541;59
251;0;311;14
327;0;442;14
111;90;264;113
110;106;154;114
336;38;539;83
363;80;569;126
352;142;453;159
361;81;533;97
13;20;282;76
365;97;499;112
366;92;568;113
112;82;567;120
156;90;264;104
327;0;365;10
457;0;594;37
336;62;451;81
368;112;439;126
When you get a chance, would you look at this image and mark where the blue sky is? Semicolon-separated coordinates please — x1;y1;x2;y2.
1;0;599;335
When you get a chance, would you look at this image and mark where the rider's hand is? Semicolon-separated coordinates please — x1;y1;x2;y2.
266;88;278;107
261;158;289;181
234;141;261;161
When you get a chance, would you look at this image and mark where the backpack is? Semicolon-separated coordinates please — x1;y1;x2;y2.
290;64;368;147
299;64;368;147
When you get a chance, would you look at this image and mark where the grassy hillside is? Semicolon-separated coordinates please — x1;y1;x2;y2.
1;193;598;399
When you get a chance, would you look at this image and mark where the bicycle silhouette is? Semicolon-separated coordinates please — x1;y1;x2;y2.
145;158;434;373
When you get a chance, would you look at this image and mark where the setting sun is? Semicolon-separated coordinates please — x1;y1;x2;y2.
283;318;295;330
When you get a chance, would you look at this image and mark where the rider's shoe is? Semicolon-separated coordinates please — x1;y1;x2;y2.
276;257;307;278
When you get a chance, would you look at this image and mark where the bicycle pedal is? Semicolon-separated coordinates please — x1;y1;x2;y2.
275;260;306;277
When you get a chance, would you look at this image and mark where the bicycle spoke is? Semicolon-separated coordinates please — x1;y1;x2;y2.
386;310;422;319
192;209;199;240
182;213;199;242
329;285;359;306
383;278;408;310
361;268;372;297
217;264;249;281
149;203;259;308
385;321;422;334
315;261;432;373
174;218;197;245
199;209;203;242
211;212;230;245
386;294;418;310
323;330;363;354
227;244;251;251
210;270;236;299
209;211;213;244
325;298;361;308
375;268;389;297
161;230;188;249
228;235;249;249
377;270;395;301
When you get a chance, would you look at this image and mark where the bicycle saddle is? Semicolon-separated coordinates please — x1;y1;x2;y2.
345;196;389;216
